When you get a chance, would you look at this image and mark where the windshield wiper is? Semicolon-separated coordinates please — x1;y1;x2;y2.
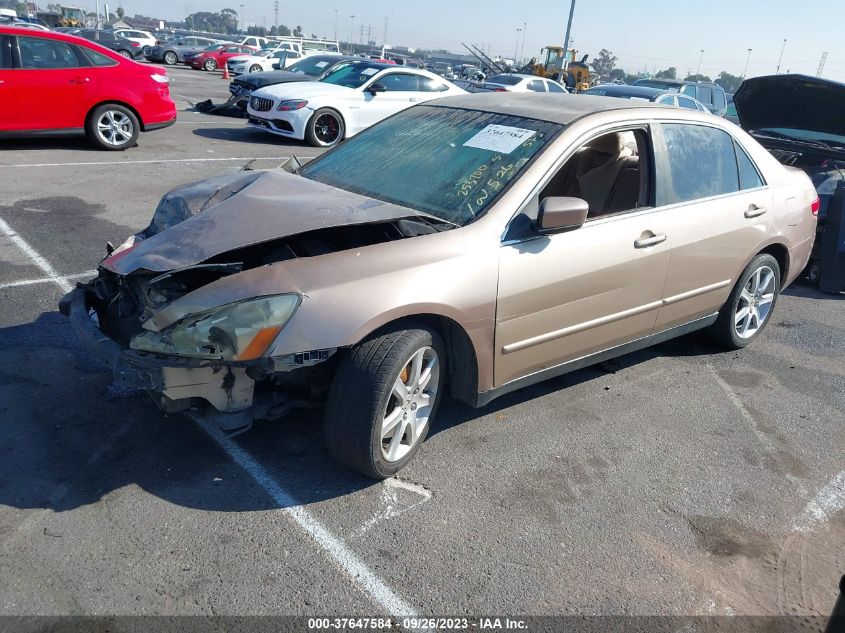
752;130;835;150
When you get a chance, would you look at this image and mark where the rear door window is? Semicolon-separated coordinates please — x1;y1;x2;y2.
713;88;727;112
735;141;765;190
546;80;566;93
677;96;698;109
660;124;740;204
527;79;547;92
18;36;82;69
680;84;696;98
697;85;713;107
381;73;421;91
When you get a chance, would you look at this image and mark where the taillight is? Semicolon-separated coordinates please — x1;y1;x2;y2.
811;197;820;216
131;41;140;47
494;87;507;92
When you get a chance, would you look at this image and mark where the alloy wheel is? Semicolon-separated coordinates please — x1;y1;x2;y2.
380;346;440;463
314;113;341;144
734;265;776;339
96;110;134;147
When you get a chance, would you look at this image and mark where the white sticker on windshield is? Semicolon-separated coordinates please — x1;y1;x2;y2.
463;124;536;154
360;68;379;77
315;61;329;68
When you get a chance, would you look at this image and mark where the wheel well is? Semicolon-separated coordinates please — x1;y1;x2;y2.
366;314;479;406
758;243;789;289
86;101;146;131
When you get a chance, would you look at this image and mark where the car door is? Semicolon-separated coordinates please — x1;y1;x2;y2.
494;126;671;387
0;35;20;128
359;72;424;129
12;35;97;130
651;123;773;331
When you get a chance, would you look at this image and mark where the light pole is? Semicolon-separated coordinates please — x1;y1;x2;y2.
776;38;787;74
520;21;526;63
514;27;521;65
697;49;703;75
561;0;576;81
743;48;752;78
334;9;338;42
349;15;355;54
239;3;244;33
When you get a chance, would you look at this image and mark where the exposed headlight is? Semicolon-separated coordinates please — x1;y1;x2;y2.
131;294;301;361
150;73;170;84
277;99;308;111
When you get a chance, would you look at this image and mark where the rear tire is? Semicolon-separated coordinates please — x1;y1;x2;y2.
249;64;262;73
163;51;177;65
324;325;446;479
709;253;780;349
305;108;345;147
117;49;132;58
85;104;139;151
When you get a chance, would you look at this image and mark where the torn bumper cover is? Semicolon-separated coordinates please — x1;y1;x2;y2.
62;287;258;425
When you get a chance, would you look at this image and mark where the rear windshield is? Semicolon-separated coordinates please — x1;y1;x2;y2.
289;56;346;76
299;105;562;226
488;74;522;86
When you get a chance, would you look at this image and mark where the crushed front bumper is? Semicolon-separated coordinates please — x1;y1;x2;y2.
61;288;256;418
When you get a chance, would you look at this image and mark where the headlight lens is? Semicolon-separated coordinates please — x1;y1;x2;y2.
130;294;301;361
277;99;308;111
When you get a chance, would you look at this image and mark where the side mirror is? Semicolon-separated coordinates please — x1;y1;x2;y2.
537;197;588;234
368;82;386;95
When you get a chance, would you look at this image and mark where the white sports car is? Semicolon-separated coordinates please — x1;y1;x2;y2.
246;61;466;146
227;47;307;75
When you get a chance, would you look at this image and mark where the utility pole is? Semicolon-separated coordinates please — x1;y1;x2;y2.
742;48;752;78
697;49;703;75
776;38;786;74
349;15;355;53
520;21;526;63
334;9;338;41
817;51;827;77
562;0;576;56
273;0;278;30
383;17;388;46
514;27;521;64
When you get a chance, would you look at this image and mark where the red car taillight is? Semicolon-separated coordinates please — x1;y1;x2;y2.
811;197;820;216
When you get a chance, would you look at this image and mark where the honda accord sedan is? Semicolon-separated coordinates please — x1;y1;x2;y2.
62;94;817;477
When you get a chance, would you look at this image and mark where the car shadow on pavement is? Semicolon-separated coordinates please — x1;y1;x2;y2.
0;137;99;153
783;282;844;301
192;126;305;149
0;312;728;515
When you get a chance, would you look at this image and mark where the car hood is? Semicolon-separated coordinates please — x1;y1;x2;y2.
734;74;845;138
253;80;355;100
234;70;314;89
103;170;423;275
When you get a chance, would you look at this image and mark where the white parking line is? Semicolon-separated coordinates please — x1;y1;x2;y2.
198;419;420;618
0;215;73;293
5;157;292;168
0;270;97;290
792;469;845;533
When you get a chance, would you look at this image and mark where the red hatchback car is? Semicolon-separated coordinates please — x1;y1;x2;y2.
189;44;254;71
0;27;176;150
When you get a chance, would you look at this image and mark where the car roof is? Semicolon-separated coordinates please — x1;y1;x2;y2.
427;92;664;125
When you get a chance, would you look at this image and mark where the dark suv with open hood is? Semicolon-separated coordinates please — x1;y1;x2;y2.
735;74;845;290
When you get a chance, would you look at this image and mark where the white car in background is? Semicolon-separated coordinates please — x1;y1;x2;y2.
477;73;569;93
247;61;466;147
228;47;310;75
113;28;157;53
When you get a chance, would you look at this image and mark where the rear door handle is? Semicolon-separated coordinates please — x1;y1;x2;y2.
744;204;767;218
634;233;667;248
69;77;91;84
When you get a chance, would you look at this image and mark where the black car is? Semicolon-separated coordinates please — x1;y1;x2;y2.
584;84;709;111
74;29;145;59
736;74;845;292
228;54;357;108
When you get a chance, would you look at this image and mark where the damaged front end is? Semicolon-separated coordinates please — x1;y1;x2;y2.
61;168;453;432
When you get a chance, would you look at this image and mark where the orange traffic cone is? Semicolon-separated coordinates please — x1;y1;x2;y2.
222;64;230;80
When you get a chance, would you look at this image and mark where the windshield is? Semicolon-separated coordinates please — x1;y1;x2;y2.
488;74;522;86
299;105;562;225
289;56;346;76
321;61;386;88
201;44;221;51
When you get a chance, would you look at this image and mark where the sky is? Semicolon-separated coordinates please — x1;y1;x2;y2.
95;0;845;81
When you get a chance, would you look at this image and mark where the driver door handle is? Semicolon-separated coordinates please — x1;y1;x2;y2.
744;204;767;218
69;77;91;84
634;233;667;248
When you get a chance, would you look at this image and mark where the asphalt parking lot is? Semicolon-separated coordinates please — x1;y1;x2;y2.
1;63;843;623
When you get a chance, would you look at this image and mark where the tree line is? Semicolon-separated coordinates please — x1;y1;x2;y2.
593;48;746;93
183;8;306;38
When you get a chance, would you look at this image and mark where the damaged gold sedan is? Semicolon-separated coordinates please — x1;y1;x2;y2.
62;94;817;478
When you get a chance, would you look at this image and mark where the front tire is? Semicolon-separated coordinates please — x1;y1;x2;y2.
117;49;132;58
305;108;345;147
324;325;446;479
710;253;781;349
86;104;140;151
203;58;217;71
249;64;262;73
